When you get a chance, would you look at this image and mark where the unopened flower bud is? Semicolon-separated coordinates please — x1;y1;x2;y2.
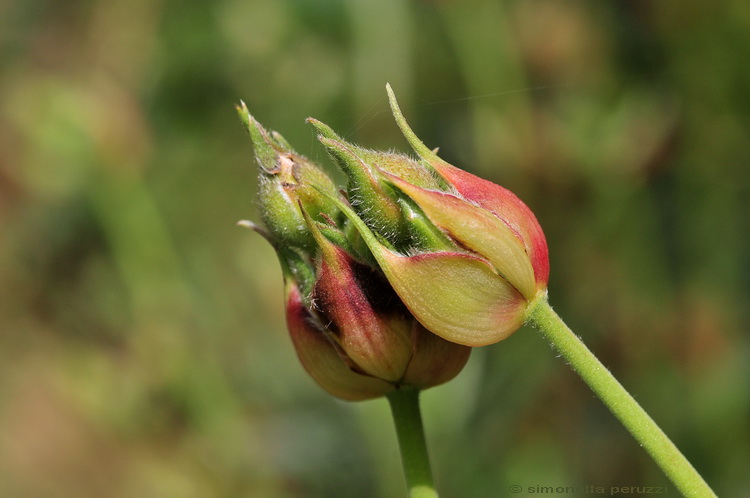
237;101;340;251
386;85;549;294
239;104;471;401
307;86;550;347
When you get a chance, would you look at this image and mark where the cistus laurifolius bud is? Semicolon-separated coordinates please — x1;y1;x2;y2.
237;103;471;401
306;85;549;347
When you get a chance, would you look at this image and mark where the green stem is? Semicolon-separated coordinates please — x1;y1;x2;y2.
525;294;716;498
386;387;438;498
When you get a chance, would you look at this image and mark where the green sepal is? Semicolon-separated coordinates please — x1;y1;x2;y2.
238;105;342;252
383;172;537;299
396;197;455;253
237;101;289;170
277;246;316;303
309;125;405;240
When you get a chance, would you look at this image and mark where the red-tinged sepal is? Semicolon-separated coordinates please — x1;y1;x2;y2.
377;251;528;346
386;85;550;293
402;323;472;388
285;282;394;401
383;172;537;299
419;166;549;292
302;206;414;381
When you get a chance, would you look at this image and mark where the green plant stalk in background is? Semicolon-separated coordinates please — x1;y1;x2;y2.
525;294;717;498
386;388;438;498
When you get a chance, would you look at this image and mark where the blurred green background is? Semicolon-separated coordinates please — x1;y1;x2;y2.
1;0;749;496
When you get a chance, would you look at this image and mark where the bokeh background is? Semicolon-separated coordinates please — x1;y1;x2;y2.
1;1;749;496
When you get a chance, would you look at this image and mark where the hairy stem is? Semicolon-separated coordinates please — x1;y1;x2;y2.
525;294;716;498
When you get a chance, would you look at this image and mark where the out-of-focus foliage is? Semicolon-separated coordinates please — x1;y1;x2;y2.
1;0;748;496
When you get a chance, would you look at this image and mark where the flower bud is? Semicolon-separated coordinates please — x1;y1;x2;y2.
386;85;550;294
239;104;471;401
305;86;550;347
237;101;340;251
